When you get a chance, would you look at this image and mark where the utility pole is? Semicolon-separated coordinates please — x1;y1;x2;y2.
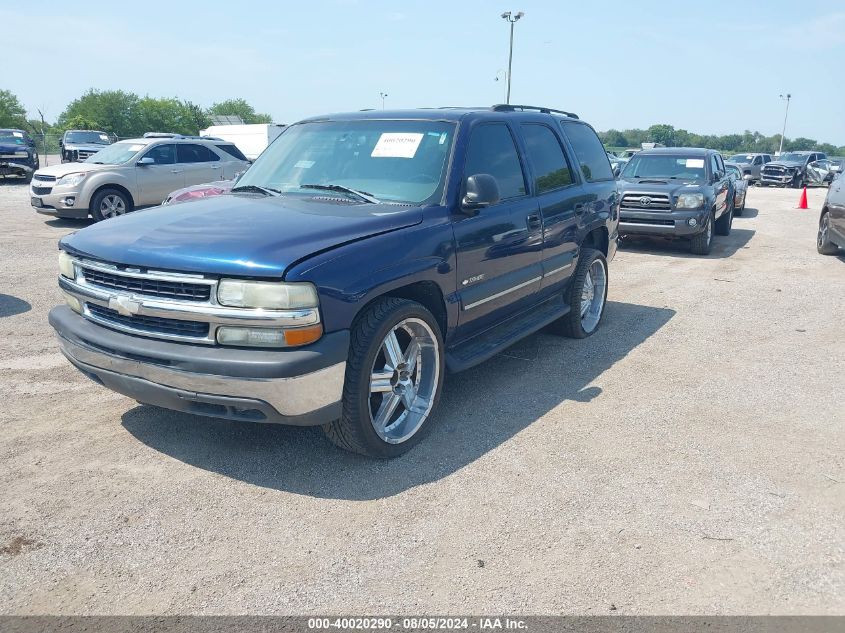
500;11;524;104
778;93;791;156
379;92;388;110
36;107;48;166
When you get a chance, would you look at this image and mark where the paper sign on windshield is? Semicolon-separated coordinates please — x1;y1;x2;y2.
12;132;22;138
371;133;424;159
686;159;705;168
99;134;109;141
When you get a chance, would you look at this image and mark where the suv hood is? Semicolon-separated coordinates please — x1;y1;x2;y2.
617;178;707;195
60;194;424;278
64;142;109;152
766;160;803;168
35;162;112;177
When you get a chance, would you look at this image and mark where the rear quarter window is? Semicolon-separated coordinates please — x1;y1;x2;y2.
216;144;248;161
559;121;614;182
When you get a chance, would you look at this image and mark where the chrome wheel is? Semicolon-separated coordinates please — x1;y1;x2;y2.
818;214;830;249
580;258;607;334
99;194;127;218
368;318;440;444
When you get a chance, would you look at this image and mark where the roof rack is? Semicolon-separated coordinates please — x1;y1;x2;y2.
142;132;224;141
491;104;579;119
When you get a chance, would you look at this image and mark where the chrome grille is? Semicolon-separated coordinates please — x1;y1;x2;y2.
87;304;210;338
33;174;57;183
763;166;788;176
80;265;212;302
620;193;672;211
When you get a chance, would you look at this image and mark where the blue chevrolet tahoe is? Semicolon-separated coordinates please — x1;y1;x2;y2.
50;104;619;458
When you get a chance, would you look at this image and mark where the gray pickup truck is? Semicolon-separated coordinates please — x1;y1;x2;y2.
727;152;772;183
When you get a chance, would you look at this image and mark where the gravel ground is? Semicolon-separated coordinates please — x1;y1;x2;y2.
0;181;842;615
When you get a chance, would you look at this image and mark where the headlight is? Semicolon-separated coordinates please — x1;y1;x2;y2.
217;280;319;310
57;172;87;187
675;193;705;209
58;251;76;279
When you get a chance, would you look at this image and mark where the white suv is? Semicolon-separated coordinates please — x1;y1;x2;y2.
30;134;251;221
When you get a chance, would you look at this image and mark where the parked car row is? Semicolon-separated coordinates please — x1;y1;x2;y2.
0;128;39;183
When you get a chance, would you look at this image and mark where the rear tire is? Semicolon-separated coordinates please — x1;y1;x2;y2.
690;211;714;255
549;248;608;339
322;297;445;458
817;211;840;255
90;188;131;222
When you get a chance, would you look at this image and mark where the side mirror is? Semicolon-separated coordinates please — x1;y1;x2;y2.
612;165;622;178
462;174;500;212
137;157;155;166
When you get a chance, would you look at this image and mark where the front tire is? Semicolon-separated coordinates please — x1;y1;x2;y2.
549;248;608;339
90;188;130;221
715;200;734;236
690;211;714;255
817;211;840;255
323;297;445;458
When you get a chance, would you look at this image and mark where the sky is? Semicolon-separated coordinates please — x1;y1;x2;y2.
4;0;844;145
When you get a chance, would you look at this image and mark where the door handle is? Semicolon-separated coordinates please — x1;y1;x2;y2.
574;203;586;214
526;213;542;230
171;169;183;174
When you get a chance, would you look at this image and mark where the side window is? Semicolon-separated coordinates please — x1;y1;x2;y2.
216;144;248;161
177;144;218;163
463;123;527;200
142;144;175;165
753;156;762;165
710;155;720;177
560;121;613;182
520;124;573;193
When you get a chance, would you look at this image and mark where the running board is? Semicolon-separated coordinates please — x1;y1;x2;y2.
446;294;570;373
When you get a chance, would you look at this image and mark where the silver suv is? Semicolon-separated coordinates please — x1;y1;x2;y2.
30;134;250;221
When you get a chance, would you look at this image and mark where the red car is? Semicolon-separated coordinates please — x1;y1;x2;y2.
161;180;234;206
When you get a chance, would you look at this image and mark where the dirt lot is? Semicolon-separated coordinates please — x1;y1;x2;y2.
0;182;842;615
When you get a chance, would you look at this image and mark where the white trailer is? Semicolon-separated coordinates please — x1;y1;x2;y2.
200;123;286;161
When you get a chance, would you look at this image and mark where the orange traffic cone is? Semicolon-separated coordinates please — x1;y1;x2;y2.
798;187;808;209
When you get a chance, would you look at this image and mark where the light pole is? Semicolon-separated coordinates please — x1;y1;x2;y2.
379;92;388;110
778;93;791;156
500;11;524;104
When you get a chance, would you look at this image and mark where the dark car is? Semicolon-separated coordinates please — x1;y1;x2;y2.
60;130;112;163
761;151;827;188
818;172;844;255
48;104;619;458
616;148;735;255
725;162;748;214
0;129;39;183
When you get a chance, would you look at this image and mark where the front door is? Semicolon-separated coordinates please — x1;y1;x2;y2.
452;121;542;341
135;143;180;205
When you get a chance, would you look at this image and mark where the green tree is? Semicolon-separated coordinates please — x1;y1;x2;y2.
647;124;676;146
0;89;28;129
601;129;628;148
58;89;142;137
208;98;273;124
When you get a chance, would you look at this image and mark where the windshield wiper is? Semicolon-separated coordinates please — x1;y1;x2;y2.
300;183;380;204
231;184;281;196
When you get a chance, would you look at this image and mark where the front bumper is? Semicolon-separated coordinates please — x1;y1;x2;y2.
49;305;349;426
618;209;708;237
0;160;34;177
761;173;796;186
31;184;89;218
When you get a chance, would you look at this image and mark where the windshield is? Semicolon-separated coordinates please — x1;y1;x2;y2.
0;130;27;145
777;153;806;163
620;154;707;181
236;120;456;205
83;141;147;165
66;131;110;145
730;154;753;164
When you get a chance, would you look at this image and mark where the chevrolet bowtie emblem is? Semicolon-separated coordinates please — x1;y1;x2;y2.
108;295;141;317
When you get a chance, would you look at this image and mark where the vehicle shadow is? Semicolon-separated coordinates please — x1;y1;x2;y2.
0;178;30;187
620;227;755;259
735;206;758;219
121;300;675;500
0;294;31;318
44;218;95;229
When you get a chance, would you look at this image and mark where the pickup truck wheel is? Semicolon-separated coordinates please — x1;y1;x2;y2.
91;188;129;221
817;212;840;255
715;200;734;236
549;248;608;339
323;297;444;458
690;212;714;255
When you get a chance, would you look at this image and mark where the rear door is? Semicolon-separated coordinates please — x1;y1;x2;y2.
711;153;729;213
452;121;542;340
135;143;179;205
176;143;223;186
